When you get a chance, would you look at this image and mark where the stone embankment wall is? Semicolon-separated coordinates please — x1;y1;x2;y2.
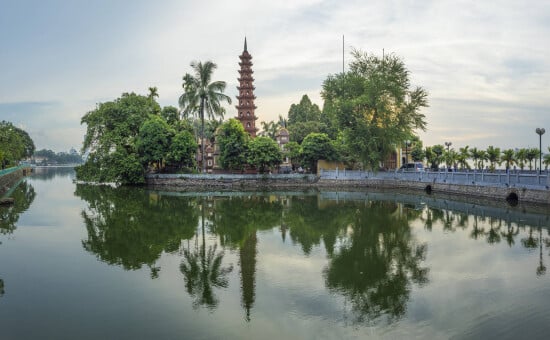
316;179;550;205
146;174;550;205
146;174;319;192
0;167;30;197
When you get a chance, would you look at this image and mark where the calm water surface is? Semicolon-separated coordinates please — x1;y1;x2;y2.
1;168;550;339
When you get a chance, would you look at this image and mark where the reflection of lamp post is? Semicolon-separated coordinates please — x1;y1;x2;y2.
536;128;545;174
404;140;410;165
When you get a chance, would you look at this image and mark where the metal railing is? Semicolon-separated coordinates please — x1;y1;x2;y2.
319;169;550;189
0;165;25;177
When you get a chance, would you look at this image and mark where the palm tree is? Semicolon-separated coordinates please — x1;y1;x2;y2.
148;86;159;101
179;61;232;173
526;147;539;171
260;121;279;140
543;153;550;171
501;149;516;171
180;199;233;309
515;148;527;171
278;115;288;128
470;148;479;169
485;146;501;171
458;146;470;170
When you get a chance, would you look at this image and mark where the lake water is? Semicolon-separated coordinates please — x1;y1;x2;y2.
1;167;550;339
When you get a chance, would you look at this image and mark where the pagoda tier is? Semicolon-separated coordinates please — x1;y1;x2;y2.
235;37;258;137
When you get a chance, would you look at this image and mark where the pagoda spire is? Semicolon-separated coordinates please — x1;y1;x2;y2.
235;37;258;137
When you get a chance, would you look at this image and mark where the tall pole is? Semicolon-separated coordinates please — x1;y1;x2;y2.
536;128;545;174
342;35;344;74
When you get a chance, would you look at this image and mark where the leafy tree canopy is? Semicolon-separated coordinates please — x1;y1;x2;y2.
217;118;249;171
247;136;283;173
321;49;428;170
301;132;337;171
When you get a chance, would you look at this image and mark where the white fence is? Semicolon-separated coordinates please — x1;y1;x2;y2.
319;169;550;189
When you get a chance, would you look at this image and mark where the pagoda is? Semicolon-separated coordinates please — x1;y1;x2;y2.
235;37;258;137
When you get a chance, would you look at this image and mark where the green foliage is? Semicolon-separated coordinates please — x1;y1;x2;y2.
75;183;198;272
526;147;539;171
288;95;321;125
0;121;35;167
426;145;444;170
410;142;425;162
179;60;231;173
33;149;83;164
501;149;516;170
259;121;279;140
288;121;324;144
217;119;249;171
167;130;197;170
486;146;501;171
515;148;527;170
321;50;428;170
136;115;174;167
247;136;283;173
161;106;180;125
301;133;336;171
284;141;302;167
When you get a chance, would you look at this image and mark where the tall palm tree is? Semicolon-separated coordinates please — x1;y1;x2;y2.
515;148;527;171
260;121;278;140
485;146;501;171
179;61;232;173
470;147;481;170
526;147;539;171
501;149;516;171
458;146;470;170
180;199;233;309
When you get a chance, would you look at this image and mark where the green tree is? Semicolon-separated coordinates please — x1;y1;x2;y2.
458;146;470;170
486;146;501;171
166;130;197;171
288;94;321;125
136;115;174;170
0;121;35;167
179;61;231;173
426;145;444;170
526;147;539;171
247;136;283;173
288;121;323;144
501;149;516;170
217;119;249;171
260;121;279;140
161;106;180;126
301;133;336;172
284;141;302;168
515;148;527;171
410;141;425;162
321;50;428;170
78;92;158;183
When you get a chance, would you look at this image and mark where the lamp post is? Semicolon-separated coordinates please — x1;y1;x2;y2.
536;128;545;174
404;140;410;165
444;141;452;152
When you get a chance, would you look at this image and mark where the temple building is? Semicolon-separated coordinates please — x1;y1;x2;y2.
235;37;258;137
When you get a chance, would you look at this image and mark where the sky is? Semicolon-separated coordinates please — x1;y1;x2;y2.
1;0;550;153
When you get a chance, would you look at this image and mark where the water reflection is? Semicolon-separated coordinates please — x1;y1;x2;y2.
75;184;198;277
31;166;75;181
74;187;550;328
0;181;36;235
0;180;36;299
323;201;429;324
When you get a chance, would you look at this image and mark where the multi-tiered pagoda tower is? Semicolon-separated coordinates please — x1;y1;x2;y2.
235;37;258;137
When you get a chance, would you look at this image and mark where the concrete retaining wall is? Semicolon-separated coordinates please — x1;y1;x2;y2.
0;167;30;197
147;173;550;205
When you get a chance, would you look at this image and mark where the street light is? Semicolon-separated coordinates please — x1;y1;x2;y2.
444;141;452;152
536;128;545;174
404;140;410;165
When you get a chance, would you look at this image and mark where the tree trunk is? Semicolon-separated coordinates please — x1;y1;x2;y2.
200;98;206;173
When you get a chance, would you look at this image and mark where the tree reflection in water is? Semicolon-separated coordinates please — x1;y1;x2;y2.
322;201;429;324
1;180;36;299
75;184;198;276
180;198;233;310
